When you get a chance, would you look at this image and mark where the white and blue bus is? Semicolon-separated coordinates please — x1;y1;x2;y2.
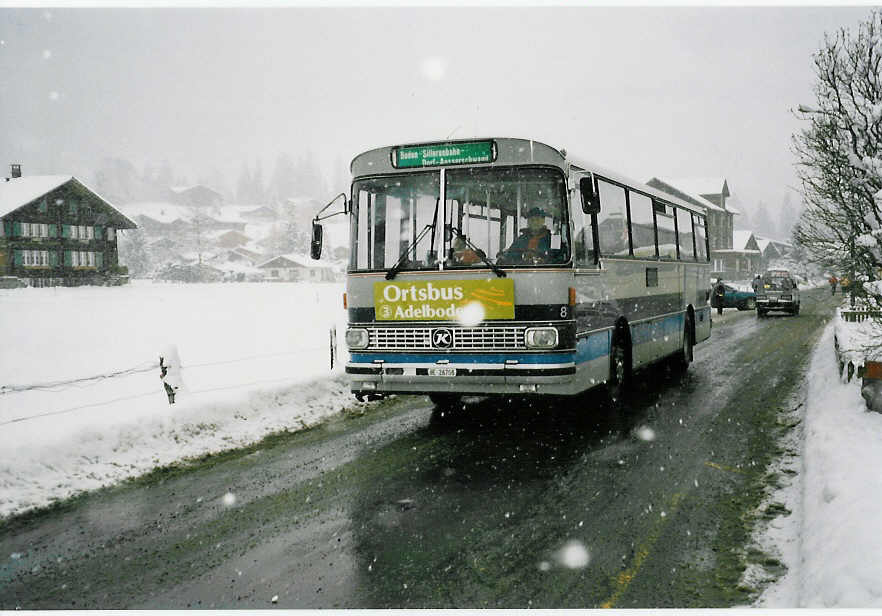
311;138;711;405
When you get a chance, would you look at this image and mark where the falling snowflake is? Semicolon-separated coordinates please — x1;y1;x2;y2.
222;492;236;506
636;426;656;441
456;301;485;327
555;540;590;569
420;57;447;81
42;49;51;60
48;91;59;101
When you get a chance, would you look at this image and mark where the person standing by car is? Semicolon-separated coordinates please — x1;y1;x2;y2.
752;274;762;294
713;279;726;316
829;274;839;295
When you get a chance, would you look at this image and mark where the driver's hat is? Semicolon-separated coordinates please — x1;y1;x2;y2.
525;206;548;218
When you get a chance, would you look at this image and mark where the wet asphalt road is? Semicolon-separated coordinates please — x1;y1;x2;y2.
0;287;837;608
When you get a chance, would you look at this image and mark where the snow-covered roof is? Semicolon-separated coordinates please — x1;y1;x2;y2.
0;175;137;227
645;177;724;212
0;175;71;217
256;252;333;270
732;230;756;251
754;233;794;249
659;177;730;199
121;202;193;224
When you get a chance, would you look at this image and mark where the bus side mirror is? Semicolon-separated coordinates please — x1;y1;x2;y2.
580;177;600;214
310;222;323;260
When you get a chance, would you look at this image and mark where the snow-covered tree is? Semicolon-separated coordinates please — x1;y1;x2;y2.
118;228;152;277
793;10;882;308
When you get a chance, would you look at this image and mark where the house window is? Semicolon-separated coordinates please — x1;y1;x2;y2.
271;269;279;277
79;225;88;239
87;226;94;240
107;227;115;241
713;258;724;271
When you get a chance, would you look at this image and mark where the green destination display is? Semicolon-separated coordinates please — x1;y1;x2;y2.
393;141;495;168
374;278;514;321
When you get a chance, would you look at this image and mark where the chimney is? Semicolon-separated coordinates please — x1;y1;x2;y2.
10;164;21;179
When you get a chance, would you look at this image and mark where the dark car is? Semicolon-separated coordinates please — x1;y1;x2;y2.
756;269;800;317
711;282;756;311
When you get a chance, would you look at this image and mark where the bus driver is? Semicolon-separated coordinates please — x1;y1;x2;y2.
499;207;553;264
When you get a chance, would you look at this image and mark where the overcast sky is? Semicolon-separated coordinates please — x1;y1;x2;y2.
0;5;873;215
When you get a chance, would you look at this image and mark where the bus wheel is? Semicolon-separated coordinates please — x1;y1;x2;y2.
675;316;693;369
607;336;632;405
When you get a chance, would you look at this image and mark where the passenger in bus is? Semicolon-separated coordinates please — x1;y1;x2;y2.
499;207;553;264
449;235;483;266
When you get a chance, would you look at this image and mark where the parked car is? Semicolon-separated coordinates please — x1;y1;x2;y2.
756;269;800;317
710;282;756;311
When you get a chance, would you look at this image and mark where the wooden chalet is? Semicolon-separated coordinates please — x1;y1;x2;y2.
0;167;137;286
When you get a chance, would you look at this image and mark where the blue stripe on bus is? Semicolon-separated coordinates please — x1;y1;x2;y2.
349;352;574;365
575;330;611;364
629;313;684;346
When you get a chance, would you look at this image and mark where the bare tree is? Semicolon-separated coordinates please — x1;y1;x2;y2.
793;10;882;309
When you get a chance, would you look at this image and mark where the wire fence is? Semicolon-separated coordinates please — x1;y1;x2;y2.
0;337;339;427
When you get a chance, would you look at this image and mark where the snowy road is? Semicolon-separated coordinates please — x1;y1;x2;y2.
0;287;838;608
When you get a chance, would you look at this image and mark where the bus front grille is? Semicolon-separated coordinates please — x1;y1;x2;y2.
369;327;526;350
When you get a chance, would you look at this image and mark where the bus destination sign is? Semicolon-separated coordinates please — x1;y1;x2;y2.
392;141;496;169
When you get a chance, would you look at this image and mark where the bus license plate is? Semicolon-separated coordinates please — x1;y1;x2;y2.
428;367;456;377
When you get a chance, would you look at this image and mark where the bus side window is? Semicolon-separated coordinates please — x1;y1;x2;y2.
655;202;677;259
596;180;629;257
628;191;656;258
676;207;696;260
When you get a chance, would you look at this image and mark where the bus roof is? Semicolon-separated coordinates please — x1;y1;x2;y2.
349;137;708;218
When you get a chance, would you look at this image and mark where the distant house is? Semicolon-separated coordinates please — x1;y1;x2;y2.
240;206;278;222
257;254;336;282
166;184;223;209
711;230;763;279
0;167;137;286
211;229;251;249
646;177;740;278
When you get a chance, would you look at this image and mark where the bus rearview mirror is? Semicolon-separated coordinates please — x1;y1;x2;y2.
580;177;600;214
310;222;323;260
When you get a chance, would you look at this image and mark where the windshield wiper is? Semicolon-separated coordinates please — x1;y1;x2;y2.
386;197;441;280
447;224;506;278
385;223;434;280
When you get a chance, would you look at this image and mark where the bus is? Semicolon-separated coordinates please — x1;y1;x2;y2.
311;138;711;405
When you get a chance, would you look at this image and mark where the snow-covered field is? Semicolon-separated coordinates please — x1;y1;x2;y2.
3;280;882;607
0;280;352;518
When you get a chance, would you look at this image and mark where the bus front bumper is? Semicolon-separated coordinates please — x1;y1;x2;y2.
346;352;577;396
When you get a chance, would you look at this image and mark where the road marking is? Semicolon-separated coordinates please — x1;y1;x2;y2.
599;492;683;609
704;461;747;475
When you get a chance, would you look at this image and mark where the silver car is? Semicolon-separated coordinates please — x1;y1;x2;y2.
756;269;800;317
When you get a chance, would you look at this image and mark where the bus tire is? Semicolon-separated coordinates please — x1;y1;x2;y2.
607;331;632;405
675;314;694;369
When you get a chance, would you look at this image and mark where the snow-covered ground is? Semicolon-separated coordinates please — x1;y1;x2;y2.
3;280;882;607
754;319;882;608
0;280;352;518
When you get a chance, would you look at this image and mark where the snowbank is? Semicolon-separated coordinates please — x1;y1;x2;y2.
756;322;882;607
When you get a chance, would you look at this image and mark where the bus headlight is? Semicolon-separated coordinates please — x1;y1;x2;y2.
525;327;558;349
346;328;369;349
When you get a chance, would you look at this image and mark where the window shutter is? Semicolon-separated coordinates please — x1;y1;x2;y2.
38;198;48;213
2;221;10;236
96;252;103;268
13;221;21;237
94;226;103;240
13;249;22;266
49;250;58;267
64;250;72;267
48;224;57;238
62;224;70;238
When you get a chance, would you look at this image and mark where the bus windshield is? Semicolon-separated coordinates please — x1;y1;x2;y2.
349;166;569;272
